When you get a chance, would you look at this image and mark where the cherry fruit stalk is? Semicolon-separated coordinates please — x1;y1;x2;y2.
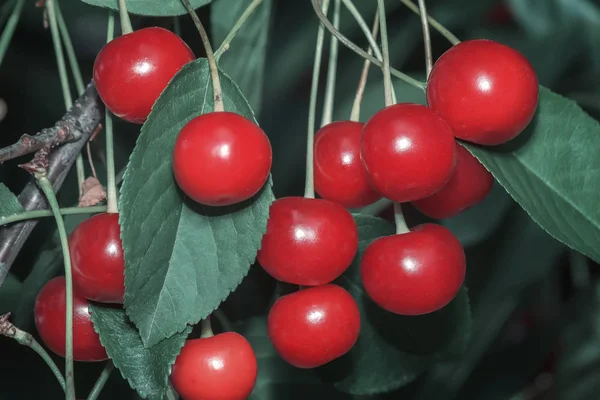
427;39;539;145
34;277;108;362
314;121;381;208
268;284;360;368
173;112;272;207
361;103;457;203
171;332;257;400
93;27;195;124
360;224;466;315
69;213;125;304
412;144;494;219
257;197;358;286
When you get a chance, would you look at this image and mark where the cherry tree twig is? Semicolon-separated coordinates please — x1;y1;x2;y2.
0;83;103;288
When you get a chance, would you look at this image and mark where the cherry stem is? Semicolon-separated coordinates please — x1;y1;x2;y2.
35;174;76;400
117;0;133;35
173;16;181;36
55;1;85;94
181;0;225;112
0;205;107;227
0;313;66;392
399;0;460;45
311;0;425;91
350;10;379;122
214;0;265;62
200;316;214;338
46;0;85;195
305;0;331;199
417;0;433;77
105;11;118;214
87;361;114;400
377;0;393;108
320;0;340;127
394;202;410;234
0;0;25;69
166;386;178;400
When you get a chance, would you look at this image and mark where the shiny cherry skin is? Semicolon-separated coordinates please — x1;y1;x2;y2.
171;332;257;400
412;144;494;219
34;277;108;361
173;112;272;207
360;224;466;316
69;213;125;304
93;27;195;124
427;39;539;145
257;197;358;286
360;103;457;203
314;121;382;208
268;284;360;369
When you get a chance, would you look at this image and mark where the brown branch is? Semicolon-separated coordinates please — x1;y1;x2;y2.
0;121;81;164
0;82;103;287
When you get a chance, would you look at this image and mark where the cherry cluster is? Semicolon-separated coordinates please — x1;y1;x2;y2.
31;21;538;400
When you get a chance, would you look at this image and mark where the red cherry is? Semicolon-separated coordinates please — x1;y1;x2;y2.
412;144;494;219
267;284;360;369
314;121;382;208
173;112;272;207
171;332;257;400
34;277;108;362
426;39;539;145
360;103;457;203
360;224;465;316
69;213;125;304
257;197;358;286
93;27;195;124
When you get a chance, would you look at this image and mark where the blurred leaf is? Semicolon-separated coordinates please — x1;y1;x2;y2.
89;304;191;400
463;86;600;264
120;58;274;348
79;0;212;16
0;182;23;218
318;214;471;395
211;0;273;115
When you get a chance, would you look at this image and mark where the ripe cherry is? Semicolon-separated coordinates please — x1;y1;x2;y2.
360;224;465;316
427;39;539;145
171;332;257;400
173;112;272;207
93;27;195;124
314;121;381;208
360;103;456;203
268;284;360;369
257;197;358;286
412;144;494;219
34;276;108;362
69;213;125;304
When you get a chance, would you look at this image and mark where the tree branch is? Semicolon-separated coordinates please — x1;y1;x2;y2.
0;82;103;287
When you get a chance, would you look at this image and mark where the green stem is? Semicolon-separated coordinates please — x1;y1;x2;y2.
311;0;425;91
54;0;86;194
393;202;409;234
304;0;330;199
350;10;379;122
0;0;17;27
200;316;214;338
320;0;340;127
35;175;76;400
378;0;393;107
118;0;133;34
173;16;181;36
214;0;265;61
105;12;118;214
87;361;114;400
417;0;433;77
399;0;460;45
46;0;72;111
0;0;24;69
166;386;178;400
181;0;224;112
340;0;383;62
0;205;107;227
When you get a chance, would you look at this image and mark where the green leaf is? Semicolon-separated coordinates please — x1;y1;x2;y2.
462;86;600;264
0;183;23;218
79;0;211;16
120;58;275;348
211;0;273;115
89;304;191;400
318;214;472;395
